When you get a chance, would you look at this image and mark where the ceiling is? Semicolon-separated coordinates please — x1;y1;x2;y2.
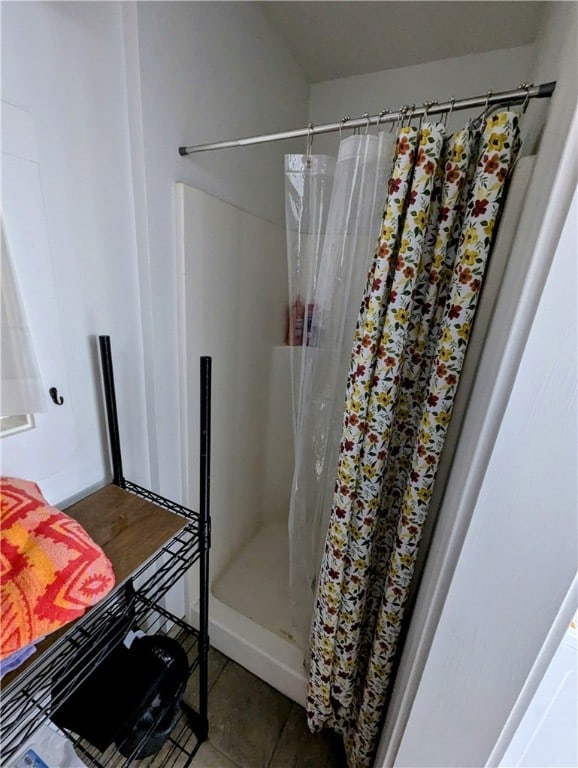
258;1;547;83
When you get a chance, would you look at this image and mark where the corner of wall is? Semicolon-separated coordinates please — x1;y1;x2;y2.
120;2;159;492
523;0;578;154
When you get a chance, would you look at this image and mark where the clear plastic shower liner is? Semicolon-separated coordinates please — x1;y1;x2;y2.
284;153;336;441
285;132;395;650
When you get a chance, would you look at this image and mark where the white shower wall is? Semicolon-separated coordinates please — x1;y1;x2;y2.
176;184;290;574
262;345;297;521
176;183;307;703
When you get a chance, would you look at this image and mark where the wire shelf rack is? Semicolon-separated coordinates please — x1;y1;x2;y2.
1;337;212;767
69;601;203;768
1;493;201;764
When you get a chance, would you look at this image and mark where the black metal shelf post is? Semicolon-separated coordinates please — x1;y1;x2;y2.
198;356;211;741
96;334;212;759
98;335;126;489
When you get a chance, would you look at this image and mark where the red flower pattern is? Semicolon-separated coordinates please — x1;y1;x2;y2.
472;198;489;217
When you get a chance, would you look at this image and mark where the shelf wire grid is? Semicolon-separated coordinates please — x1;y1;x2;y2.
123;482;199;531
1;482;202;765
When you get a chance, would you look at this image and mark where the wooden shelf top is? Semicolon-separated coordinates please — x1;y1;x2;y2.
1;483;187;688
66;484;186;586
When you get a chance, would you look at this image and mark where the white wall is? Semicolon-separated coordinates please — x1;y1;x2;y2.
126;1;308;503
1;1;149;504
0;1;308;509
499;618;577;768
309;45;535;155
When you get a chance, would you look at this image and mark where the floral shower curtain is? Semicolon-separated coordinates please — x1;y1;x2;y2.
307;111;521;767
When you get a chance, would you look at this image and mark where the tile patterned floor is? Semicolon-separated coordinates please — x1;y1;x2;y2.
184;648;346;768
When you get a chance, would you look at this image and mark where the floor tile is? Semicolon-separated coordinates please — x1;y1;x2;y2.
206;661;293;768
194;741;240;767
184;645;229;710
268;703;347;768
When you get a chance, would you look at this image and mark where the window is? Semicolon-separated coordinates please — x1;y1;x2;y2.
1;100;75;478
0;415;34;437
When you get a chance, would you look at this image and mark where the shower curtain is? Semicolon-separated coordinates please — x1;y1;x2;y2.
285;132;395;647
306;111;521;768
285;152;335;442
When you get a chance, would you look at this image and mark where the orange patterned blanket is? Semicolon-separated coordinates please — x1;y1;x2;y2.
1;477;115;661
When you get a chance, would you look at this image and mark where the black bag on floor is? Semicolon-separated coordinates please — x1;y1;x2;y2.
51;633;189;758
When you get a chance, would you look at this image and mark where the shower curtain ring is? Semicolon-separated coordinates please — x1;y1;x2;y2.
306;122;314;164
443;97;455;127
406;104;416;127
474;90;493;129
519;82;533;113
420;100;437;130
378;109;389;129
339;116;350;141
363;112;371;135
395;105;407;132
427;100;437;118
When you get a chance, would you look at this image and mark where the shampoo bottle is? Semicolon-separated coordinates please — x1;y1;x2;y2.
287;297;305;346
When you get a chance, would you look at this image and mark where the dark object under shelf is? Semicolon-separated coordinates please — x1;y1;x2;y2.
52;632;189;757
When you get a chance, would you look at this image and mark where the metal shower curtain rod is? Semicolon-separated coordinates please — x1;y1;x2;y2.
178;81;555;156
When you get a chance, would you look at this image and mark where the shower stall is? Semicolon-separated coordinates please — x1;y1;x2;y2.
176;132;535;706
176;129;398;704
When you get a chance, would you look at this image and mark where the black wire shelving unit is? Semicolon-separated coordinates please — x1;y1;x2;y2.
0;335;211;768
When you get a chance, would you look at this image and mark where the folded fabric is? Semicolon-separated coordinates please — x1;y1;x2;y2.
0;641;40;678
1;477;115;661
8;723;89;768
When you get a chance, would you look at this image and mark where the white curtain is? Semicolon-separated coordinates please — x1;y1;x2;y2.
286;132;395;647
1;218;45;418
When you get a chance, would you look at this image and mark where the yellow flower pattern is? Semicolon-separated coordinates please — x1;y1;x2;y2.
307;112;520;768
359;127;477;679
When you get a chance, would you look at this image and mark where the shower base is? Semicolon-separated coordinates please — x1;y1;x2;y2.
191;521;308;706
